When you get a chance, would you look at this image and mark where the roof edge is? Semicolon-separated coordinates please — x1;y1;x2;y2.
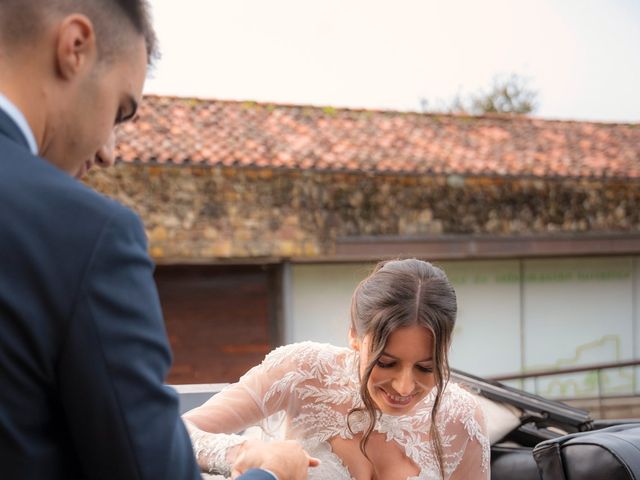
140;93;640;127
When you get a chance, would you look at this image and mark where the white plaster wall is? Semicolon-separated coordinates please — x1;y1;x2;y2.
288;263;372;346
287;257;640;381
522;257;635;397
438;260;522;377
522;257;635;367
634;256;640;394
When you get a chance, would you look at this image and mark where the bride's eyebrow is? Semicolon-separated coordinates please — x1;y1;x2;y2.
380;352;433;362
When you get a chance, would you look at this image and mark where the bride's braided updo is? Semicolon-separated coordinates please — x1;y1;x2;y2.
347;258;457;478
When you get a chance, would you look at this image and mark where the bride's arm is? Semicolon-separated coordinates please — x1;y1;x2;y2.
186;422;317;480
182;344;309;475
445;396;491;480
183;417;246;475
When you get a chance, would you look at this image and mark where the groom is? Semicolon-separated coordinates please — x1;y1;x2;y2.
0;1;311;479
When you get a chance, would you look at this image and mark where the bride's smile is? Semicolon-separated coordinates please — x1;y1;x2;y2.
377;387;419;409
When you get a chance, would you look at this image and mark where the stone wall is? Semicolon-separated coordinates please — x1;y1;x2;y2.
85;164;640;262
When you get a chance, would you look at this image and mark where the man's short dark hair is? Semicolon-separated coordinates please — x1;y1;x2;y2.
0;0;158;65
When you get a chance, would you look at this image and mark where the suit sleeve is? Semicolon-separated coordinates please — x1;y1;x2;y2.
238;469;278;480
57;206;200;480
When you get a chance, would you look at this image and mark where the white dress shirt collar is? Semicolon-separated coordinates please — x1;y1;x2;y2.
0;92;38;155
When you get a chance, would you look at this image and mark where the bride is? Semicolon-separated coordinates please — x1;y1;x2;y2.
183;259;490;479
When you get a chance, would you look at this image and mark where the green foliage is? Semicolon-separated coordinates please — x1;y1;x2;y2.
468;74;538;115
423;73;539;116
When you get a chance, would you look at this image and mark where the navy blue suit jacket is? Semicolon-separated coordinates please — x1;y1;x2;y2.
0;110;274;480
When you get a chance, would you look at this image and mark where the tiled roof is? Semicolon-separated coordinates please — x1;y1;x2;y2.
115;95;640;178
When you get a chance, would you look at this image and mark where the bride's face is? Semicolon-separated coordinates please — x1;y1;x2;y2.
351;324;436;416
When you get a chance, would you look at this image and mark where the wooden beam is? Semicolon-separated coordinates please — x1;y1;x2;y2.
325;232;640;262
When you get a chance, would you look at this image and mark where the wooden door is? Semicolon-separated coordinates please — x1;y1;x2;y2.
155;264;282;384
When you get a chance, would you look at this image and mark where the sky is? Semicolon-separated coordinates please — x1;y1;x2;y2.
145;0;640;123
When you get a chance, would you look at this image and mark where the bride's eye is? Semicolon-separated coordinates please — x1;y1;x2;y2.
416;365;433;373
376;360;394;369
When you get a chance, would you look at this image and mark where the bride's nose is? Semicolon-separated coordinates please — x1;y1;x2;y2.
391;368;416;396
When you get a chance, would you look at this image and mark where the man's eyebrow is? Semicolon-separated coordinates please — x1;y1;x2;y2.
380;351;433;362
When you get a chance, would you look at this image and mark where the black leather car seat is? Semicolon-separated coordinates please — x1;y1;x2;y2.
491;445;541;480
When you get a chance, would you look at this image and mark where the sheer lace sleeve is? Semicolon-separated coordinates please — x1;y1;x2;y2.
184;421;246;477
182;343;319;475
444;388;491;480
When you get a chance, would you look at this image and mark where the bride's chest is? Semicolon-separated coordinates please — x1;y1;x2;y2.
328;433;421;480
287;375;437;479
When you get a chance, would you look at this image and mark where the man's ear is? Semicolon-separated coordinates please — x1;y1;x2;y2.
55;14;97;80
348;327;360;351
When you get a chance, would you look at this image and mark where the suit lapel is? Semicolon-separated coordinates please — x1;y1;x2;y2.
0;107;31;151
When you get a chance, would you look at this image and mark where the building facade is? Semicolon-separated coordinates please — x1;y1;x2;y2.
86;96;640;399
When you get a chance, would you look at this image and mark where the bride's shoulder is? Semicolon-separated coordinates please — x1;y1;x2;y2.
439;381;487;425
261;341;349;369
441;381;481;406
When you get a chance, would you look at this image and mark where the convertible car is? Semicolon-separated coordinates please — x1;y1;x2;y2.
176;372;640;480
452;370;640;480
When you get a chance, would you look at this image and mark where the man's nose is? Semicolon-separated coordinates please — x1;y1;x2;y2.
392;369;416;396
95;130;116;168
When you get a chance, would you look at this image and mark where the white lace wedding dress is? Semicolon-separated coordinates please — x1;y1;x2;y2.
187;342;490;480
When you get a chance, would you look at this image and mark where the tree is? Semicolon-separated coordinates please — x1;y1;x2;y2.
468;74;538;115
422;73;539;116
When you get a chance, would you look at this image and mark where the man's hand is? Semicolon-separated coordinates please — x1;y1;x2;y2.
231;439;320;480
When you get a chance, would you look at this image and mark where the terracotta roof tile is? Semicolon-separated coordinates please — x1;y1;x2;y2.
115;95;640;178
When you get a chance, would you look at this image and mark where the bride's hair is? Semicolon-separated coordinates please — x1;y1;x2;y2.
348;258;456;478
